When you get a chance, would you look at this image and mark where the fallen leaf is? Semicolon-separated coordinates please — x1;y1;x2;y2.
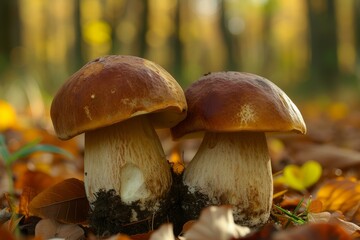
272;223;352;240
308;199;323;213
308;212;360;235
149;224;174;240
314;178;360;224
0;225;15;240
283;161;322;191
3;214;23;233
308;211;332;224
18;186;37;217
238;224;277;240
288;143;360;171
0;100;17;131
35;218;84;240
14;169;59;194
102;234;133;240
181;220;196;235
183;206;250;240
29;178;90;224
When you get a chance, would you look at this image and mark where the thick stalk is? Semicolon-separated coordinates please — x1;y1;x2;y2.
184;131;272;227
84;116;171;207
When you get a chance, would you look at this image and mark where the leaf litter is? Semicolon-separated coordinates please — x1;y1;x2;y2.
1;101;360;239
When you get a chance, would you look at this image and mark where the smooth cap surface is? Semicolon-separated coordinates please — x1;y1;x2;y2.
171;72;306;139
51;55;187;140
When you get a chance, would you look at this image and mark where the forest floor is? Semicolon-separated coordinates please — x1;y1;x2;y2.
1;100;360;239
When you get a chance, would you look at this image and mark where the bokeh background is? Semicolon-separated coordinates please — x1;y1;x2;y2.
1;0;360;116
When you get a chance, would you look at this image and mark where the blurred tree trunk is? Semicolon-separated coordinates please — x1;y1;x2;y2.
354;0;360;79
138;0;149;57
0;0;20;68
172;0;183;83
261;0;277;76
306;0;339;91
219;0;240;70
71;0;84;72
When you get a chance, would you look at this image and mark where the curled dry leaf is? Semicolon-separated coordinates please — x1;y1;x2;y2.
288;143;360;171
239;224;278;240
314;178;360;224
29;178;90;224
14;169;59;194
272;223;352;240
308;211;360;237
35;218;84;240
183;206;250;240
181;220;196;235
0;225;15;240
149;224;175;240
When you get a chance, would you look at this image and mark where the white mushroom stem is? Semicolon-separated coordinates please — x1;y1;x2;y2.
84;116;171;206
183;131;272;227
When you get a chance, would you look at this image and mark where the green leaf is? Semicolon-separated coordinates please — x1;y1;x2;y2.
7;144;74;165
0;134;10;162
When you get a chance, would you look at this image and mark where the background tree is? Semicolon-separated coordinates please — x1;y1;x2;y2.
306;0;339;92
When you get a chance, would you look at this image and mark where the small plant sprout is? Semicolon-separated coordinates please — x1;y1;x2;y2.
272;197;315;229
0;134;73;195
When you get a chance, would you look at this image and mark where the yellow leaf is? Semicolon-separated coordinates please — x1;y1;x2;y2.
0;100;17;131
283;161;322;191
315;178;360;225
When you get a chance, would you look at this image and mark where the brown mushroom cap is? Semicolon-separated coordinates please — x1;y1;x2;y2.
171;72;306;139
51;55;187;140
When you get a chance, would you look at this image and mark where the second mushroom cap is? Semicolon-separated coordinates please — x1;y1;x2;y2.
171;71;306;139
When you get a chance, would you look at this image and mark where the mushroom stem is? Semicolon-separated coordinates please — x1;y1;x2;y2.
84;116;171;207
183;131;272;227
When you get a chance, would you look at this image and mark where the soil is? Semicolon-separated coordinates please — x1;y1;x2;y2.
89;169;186;237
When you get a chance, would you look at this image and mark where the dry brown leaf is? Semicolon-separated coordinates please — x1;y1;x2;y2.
28;178;90;224
35;218;84;240
181;220;196;235
308;199;324;213
183;206;250;240
314;178;360;224
149;224;174;240
238;224;277;240
14;169;59;194
272;223;352;240
0;225;15;240
2;214;23;233
103;234;133;240
288;143;360;170
308;211;360;236
19;186;37;217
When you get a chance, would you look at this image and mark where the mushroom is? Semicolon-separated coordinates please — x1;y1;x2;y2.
171;72;306;228
50;55;187;234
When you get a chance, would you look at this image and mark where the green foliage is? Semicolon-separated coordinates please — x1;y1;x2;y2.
274;197;312;228
0;134;73;194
